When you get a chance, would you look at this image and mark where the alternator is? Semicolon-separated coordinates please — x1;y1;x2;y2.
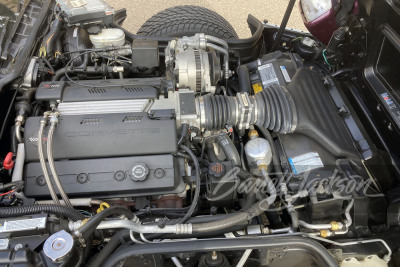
165;34;224;94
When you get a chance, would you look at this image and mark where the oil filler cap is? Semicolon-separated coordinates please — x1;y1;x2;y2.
131;163;149;181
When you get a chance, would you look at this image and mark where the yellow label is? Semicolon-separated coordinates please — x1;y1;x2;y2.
253;83;263;94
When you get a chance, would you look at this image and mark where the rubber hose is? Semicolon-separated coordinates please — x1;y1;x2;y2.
52;67;76;81
257;126;299;229
206;140;219;163
256;126;283;174
236;168;253;180
88;230;129;267
237;65;252;93
177;123;189;146
143;145;201;240
191;196;275;234
0;204;84;220
218;135;238;161
191;212;248;234
176;145;201;222
76;207;135;238
216;135;241;166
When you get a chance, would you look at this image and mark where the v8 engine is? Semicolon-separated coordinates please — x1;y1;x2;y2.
0;1;394;266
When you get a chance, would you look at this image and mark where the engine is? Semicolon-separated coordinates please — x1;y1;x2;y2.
0;1;388;266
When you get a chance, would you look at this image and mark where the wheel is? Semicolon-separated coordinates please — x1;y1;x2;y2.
137;5;238;39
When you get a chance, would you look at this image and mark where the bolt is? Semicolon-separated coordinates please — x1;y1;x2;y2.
114;171;126;181
211;251;218;260
77;173;89;184
36;175;46;186
14;244;23;250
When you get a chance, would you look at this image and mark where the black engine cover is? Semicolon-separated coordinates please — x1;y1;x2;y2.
24;155;185;198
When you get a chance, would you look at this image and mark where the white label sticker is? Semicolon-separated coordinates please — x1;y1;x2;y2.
258;64;279;87
289;152;324;174
69;0;87;8
280;66;291;83
0;217;47;233
0;239;9;250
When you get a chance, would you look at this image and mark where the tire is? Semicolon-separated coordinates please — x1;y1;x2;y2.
137;5;238;39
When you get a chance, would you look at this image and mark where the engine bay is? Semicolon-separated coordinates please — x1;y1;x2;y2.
0;0;399;266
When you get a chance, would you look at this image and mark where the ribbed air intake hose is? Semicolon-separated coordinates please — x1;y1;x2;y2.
197;85;297;133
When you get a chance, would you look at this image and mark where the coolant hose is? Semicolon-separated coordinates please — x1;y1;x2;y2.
216;135;241;166
74;207;135;238
88;230;130;267
52;67;76;81
0;204;84;221
206;139;219;162
192;172;276;234
191;195;276;234
237;65;252;93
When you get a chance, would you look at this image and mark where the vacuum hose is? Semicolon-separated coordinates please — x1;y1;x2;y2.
197;84;297;133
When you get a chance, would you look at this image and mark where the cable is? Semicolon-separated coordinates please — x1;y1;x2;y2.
37;114;60;205
46;115;73;208
0;204;84;221
142;145;201;241
0;89;17;143
0;190;15;196
322;49;333;67
177;145;201;223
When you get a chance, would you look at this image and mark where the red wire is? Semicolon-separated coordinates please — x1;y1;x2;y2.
0;190;15;196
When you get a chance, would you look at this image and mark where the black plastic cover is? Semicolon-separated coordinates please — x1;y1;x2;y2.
24;112;177;162
35;78;161;102
288;68;359;159
24;155;185;198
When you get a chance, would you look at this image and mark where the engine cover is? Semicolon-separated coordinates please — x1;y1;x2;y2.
24;155;185;198
24;112;177;162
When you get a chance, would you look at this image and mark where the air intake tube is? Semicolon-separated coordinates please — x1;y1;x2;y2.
196;84;297;133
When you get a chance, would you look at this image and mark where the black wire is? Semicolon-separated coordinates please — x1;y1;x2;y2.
42;57;55;73
143;146;201;241
0;89;18;143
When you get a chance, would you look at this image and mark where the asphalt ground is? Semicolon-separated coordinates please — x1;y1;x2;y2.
109;0;307;38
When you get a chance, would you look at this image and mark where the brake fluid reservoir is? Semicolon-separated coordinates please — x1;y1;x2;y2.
245;130;272;174
89;28;125;48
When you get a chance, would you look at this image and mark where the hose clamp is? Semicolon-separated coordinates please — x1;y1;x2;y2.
236;93;253;130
